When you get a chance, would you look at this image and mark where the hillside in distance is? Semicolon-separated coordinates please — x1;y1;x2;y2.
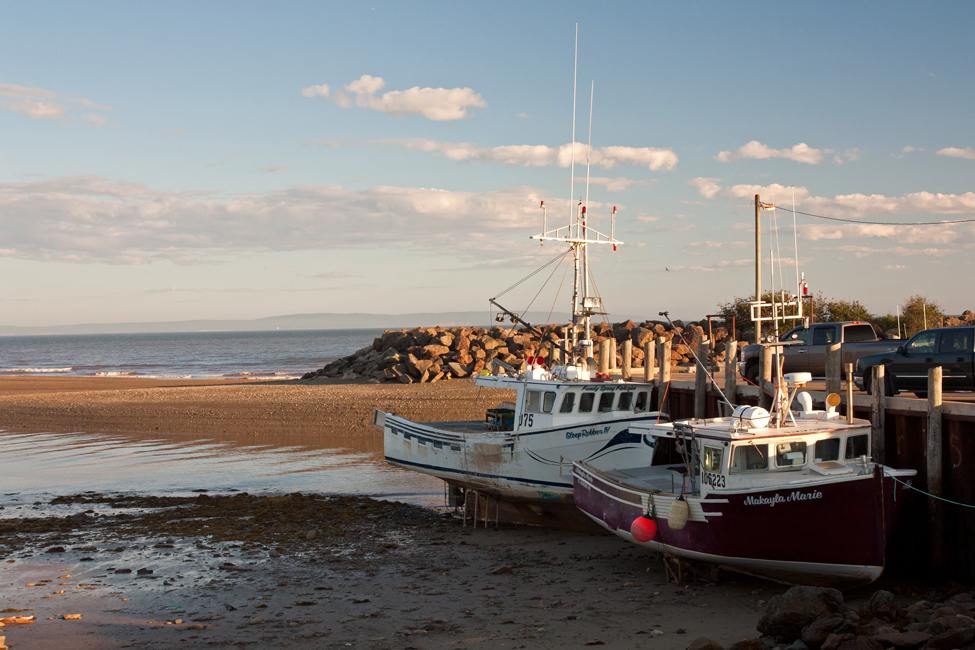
0;311;576;336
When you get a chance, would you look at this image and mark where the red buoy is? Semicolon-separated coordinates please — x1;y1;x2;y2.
630;515;657;543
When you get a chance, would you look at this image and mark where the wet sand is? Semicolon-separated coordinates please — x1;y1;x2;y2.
0;376;771;649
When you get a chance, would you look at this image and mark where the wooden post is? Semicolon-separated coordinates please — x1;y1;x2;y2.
825;342;842;396
694;340;710;419
621;339;632;380
724;340;738;414
609;340;617;371
845;363;854;423
644;340;655;383
870;364;886;464
760;346;774;409
927;366;944;574
598;339;610;374
657;339;672;414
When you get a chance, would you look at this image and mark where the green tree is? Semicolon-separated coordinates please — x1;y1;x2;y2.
900;294;945;338
820;298;872;323
873;313;901;338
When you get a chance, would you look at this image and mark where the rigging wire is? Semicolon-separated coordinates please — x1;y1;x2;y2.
546;255;573;325
759;202;975;226
520;247;573;320
492;248;572;301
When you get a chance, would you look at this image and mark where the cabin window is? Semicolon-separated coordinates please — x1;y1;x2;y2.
559;392;576;413
730;443;769;473
579;392;595;413
814;439;840;462
542;391;557;413
634;391;648;412
845;434;869;459
598;392;614;413
774;441;807;468
525;390;542;414
617;391;633;410
703;446;723;472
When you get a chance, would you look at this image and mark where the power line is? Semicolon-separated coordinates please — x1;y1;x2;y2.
759;203;975;226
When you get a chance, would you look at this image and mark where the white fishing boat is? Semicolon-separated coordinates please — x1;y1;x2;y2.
373;33;667;516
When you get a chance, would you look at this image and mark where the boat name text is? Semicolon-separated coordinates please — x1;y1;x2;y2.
566;426;611;440
743;490;823;507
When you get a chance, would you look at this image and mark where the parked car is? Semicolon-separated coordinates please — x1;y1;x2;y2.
855;325;975;398
739;322;900;383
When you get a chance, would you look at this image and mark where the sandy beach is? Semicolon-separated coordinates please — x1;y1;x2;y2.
0;376;884;649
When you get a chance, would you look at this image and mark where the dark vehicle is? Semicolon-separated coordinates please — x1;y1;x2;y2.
739;322;899;383
855;326;975;398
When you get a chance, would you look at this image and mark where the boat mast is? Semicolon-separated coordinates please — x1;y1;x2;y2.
583;80;594;343
569;24;580;354
530;25;621;366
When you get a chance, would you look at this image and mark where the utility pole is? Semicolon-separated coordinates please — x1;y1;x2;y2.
754;194;762;344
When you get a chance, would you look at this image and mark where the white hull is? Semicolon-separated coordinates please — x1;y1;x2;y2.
380;411;660;504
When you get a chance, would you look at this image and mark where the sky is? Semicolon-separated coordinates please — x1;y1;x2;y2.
2;1;974;328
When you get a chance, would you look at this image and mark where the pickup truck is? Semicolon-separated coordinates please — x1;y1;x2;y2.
854;325;975;398
739;321;900;384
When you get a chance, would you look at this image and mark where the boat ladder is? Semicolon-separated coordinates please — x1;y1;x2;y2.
462;489;500;528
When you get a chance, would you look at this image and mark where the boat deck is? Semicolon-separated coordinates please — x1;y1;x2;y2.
419;420;492;433
599;465;689;494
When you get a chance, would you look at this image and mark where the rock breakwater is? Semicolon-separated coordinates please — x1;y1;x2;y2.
303;319;732;383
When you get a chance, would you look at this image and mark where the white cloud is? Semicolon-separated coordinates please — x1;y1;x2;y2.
375;138;678;171
689;179;975;218
883;264;907;270
301;75;486;121
670;259;752;273
0;82;111;124
687;177;722;199
0;175;579;265
258;165;290;173
685;240;750;250
817;245;956;259
937;147;975;160
895;146;922;158
715;140;826;165
576;176;653;192
833;149;860;164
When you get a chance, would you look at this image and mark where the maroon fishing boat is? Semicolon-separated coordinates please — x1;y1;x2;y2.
572;371;916;587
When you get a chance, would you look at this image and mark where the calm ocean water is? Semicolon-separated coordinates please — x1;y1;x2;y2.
0;328;384;379
0;327;447;508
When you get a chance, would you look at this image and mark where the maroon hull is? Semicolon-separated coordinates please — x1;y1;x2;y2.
573;464;914;587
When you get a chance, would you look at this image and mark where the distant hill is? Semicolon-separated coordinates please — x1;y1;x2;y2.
0;311;575;336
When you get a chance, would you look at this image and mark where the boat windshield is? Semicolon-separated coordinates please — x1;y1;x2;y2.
731;443;768;473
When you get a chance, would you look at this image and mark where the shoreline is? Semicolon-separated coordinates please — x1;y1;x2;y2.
0;376;948;649
0;376;769;649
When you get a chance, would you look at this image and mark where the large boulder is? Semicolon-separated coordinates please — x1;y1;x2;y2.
857;590;900;624
758;586;846;641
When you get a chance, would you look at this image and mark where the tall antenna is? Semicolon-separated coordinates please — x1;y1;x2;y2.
568;23;578;230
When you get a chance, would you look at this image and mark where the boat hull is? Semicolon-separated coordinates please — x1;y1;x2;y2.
382;412;660;505
572;462;916;587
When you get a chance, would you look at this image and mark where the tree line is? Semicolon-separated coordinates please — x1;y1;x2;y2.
715;292;950;341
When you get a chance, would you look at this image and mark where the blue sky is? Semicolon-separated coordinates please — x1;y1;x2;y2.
1;1;973;327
